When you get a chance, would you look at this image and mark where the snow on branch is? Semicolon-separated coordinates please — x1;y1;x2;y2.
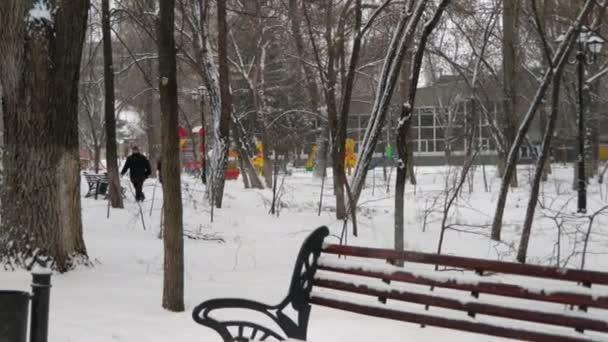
28;1;54;23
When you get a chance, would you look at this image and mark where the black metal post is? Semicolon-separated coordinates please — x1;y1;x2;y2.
576;39;587;213
30;271;51;342
0;290;30;342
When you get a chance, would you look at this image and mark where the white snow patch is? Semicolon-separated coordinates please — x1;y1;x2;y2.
28;1;53;22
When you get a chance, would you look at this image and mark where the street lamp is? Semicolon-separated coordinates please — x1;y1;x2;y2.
556;27;604;213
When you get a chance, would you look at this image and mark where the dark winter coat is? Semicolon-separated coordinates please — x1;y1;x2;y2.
121;152;152;181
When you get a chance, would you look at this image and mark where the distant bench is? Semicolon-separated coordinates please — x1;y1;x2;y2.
84;172;108;199
192;227;608;342
84;172;125;199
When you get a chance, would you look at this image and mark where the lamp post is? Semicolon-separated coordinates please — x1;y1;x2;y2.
557;28;604;213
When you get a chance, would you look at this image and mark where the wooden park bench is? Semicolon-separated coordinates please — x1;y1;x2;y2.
84;172;108;199
83;172;125;199
192;227;608;342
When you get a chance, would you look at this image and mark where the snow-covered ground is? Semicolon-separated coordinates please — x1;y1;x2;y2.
2;164;607;341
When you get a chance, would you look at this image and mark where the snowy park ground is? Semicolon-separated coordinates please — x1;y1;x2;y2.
2;163;608;341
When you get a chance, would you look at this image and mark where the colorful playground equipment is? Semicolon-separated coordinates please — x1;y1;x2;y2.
344;138;357;175
305;146;317;171
226;148;240;180
304;139;358;174
179;126;188;150
600;144;608;161
252;141;264;175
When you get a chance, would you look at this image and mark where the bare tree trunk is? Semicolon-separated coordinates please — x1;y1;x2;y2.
491;0;596;241
144;65;160;178
93;144;101;173
518;72;562;263
335;0;363;225
400;50;417;185
213;0;232;208
318;1;345;220
102;0;124;209
231;115;264;189
0;0;89;271
395;0;450;266
500;0;520;187
351;0;427;206
158;0;184;312
287;0;326;178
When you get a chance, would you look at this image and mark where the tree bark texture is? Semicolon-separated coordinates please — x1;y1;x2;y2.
400;49;417;185
490;0;596;241
335;0;363;223
0;0;89;272
350;0;427;206
517;73;562;263
213;0;232;208
395;0;451;266
144;82;160;178
499;0;520;187
158;0;185;312
287;0;327;179
231;115;264;189
102;0;124;209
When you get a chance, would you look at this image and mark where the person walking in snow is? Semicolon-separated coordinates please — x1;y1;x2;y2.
121;146;151;202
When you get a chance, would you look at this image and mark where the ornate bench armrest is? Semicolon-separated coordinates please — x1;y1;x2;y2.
192;298;286;341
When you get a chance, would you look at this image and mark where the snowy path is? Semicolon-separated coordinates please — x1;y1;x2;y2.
2;165;607;341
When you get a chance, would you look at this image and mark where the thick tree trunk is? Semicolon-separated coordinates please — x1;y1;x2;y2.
158;0;184;312
102;0;124;209
213;0;232;208
0;0;89;271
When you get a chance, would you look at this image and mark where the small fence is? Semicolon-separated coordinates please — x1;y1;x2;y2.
0;271;51;342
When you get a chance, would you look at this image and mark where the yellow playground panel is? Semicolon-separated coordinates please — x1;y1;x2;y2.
252;141;264;174
305;146;317;171
345;138;357;175
600;144;608;161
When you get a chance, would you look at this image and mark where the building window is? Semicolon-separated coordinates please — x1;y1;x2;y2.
410;103;498;155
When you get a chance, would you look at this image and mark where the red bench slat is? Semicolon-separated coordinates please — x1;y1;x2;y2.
314;278;608;333
310;295;599;342
322;244;608;285
317;263;608;309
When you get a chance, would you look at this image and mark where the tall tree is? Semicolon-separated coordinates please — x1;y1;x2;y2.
158;0;185;311
0;0;89;271
334;0;363;221
212;0;232;208
490;0;597;241
498;0;520;187
351;0;428;207
287;0;325;178
102;0;125;209
182;0;263;190
395;0;451;264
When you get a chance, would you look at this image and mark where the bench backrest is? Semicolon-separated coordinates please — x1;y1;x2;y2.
308;242;608;342
84;173;107;182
